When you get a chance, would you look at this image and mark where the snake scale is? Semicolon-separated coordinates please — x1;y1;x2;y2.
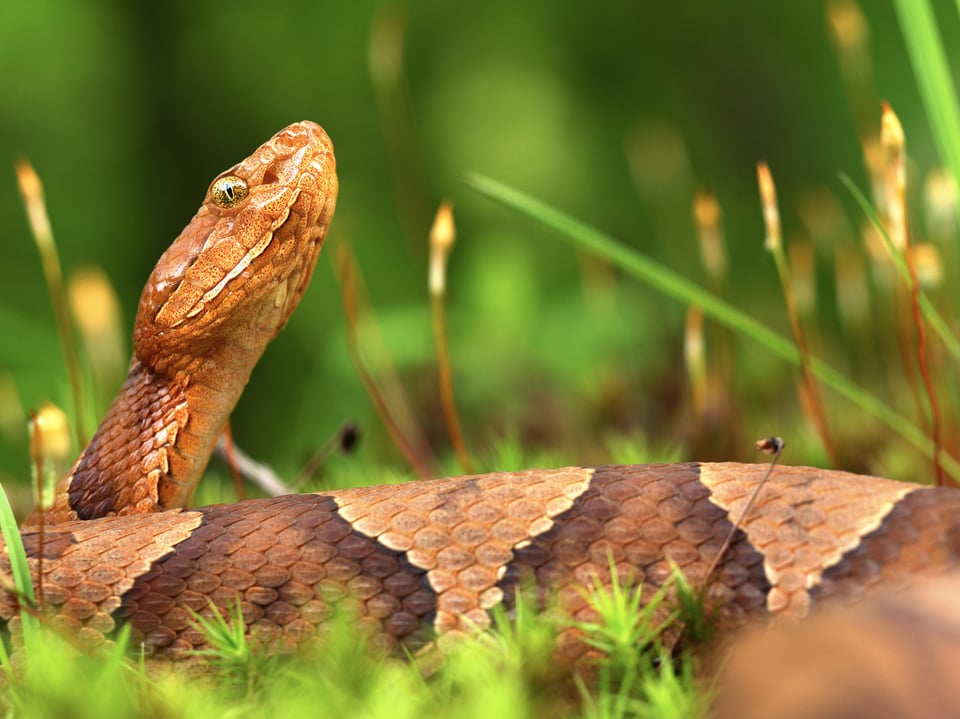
9;123;960;672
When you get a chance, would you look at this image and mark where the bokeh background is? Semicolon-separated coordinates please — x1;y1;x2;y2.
1;1;958;511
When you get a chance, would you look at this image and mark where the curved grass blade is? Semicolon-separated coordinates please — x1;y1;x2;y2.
839;173;960;359
0;481;39;657
892;0;960;210
464;173;960;482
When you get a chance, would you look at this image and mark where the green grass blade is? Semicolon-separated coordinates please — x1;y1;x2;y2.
838;173;960;359
893;0;960;206
0;481;39;652
464;173;960;483
466;175;800;362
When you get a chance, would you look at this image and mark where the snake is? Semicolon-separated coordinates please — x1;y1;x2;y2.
7;122;960;670
24;121;338;527
713;573;960;719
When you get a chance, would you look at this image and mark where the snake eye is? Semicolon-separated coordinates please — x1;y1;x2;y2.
211;175;249;208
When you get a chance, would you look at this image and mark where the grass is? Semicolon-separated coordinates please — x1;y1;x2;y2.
187;599;281;697
893;0;960;203
2;1;960;717
464;172;960;483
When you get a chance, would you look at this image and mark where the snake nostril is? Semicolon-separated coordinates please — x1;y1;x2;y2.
262;168;279;184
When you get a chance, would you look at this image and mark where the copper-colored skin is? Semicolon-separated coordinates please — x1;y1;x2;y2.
713;574;960;719
24;121;337;525
10;124;960;669
5;463;960;664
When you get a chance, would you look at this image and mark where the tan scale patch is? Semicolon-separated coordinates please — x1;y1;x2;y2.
1;509;204;644
698;462;916;618
335;467;596;634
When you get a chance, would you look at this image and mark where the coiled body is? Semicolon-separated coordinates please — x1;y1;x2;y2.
7;463;960;664
13;123;960;678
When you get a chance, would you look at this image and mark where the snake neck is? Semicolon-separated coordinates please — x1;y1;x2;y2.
28;262;308;527
24;355;250;525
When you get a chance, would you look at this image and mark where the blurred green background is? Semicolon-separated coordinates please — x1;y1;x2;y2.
1;1;957;507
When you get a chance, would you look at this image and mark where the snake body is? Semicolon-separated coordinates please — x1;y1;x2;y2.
8;463;960;663
713;573;960;719
11;123;960;668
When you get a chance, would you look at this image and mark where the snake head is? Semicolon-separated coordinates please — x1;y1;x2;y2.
134;121;338;373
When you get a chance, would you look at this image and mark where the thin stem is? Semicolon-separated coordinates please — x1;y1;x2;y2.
429;202;473;474
15;160;87;447
758;163;837;466
336;243;433;480
465;173;960;483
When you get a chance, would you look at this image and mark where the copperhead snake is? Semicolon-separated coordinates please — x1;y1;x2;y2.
9;123;960;677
